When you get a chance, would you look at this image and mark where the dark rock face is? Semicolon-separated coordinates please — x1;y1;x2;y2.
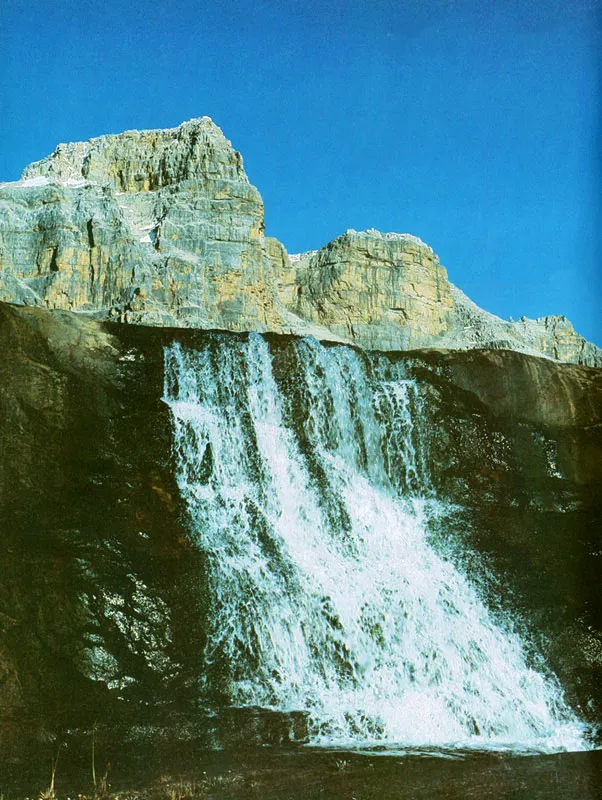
404;349;602;721
0;303;600;768
0;303;206;757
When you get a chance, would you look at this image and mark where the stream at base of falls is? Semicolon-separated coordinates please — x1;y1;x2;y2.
2;740;601;800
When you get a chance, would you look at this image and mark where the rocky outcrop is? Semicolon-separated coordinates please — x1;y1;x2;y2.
0;302;201;759
286;230;602;366
444;285;602;367
289;229;454;350
0;118;284;332
0;119;600;367
0;301;600;771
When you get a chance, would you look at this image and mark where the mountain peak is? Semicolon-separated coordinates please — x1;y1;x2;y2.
0;120;599;367
21;116;238;192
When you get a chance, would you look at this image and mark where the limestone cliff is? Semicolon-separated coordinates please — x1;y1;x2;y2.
0;119;600;366
286;230;602;366
290;229;454;350
1;118;283;332
444;284;602;367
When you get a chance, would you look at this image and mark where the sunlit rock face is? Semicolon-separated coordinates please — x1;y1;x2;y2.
0;118;600;366
290;229;455;350
442;286;602;368
0;118;284;331
286;231;602;366
513;314;602;367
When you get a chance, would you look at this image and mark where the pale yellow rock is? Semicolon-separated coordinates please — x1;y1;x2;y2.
291;229;454;350
1;118;286;332
0;120;599;366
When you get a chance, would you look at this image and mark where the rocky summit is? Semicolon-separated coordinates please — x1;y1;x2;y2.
0;117;600;366
0;117;284;332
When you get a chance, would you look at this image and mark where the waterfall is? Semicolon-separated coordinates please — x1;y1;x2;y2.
163;334;587;752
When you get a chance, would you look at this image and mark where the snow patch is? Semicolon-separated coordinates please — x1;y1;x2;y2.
289;250;317;264
3;175;92;190
18;176;50;188
346;228;431;249
64;178;90;188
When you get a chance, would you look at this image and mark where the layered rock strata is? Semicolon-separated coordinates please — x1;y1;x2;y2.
291;229;454;350
0;118;283;331
286;230;602;365
0;118;600;366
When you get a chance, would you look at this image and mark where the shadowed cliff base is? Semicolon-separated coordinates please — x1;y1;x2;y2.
1;747;602;800
0;302;600;780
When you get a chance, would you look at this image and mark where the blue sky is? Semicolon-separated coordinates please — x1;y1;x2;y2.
1;0;600;344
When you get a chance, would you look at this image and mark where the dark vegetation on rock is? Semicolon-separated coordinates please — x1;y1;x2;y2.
0;302;600;781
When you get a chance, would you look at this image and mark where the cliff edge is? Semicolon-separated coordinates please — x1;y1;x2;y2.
0;118;599;366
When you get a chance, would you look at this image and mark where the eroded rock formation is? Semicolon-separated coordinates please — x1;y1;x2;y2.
291;230;454;350
0;118;283;331
0;118;600;365
287;230;602;365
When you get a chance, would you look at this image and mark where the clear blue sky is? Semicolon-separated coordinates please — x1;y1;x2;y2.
1;0;600;344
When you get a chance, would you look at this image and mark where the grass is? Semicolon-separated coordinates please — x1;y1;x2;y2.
38;743;64;800
0;768;248;800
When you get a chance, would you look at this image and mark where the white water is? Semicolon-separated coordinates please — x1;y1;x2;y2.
163;335;587;752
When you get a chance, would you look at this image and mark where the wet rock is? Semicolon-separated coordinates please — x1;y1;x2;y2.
0;304;599;758
0;302;206;755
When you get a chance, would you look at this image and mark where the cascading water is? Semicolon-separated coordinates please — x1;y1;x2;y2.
163;334;588;752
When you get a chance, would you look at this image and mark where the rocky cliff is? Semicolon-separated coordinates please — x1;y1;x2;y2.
291;230;454;350
0;118;285;332
288;229;602;365
0;119;600;366
0;301;600;776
